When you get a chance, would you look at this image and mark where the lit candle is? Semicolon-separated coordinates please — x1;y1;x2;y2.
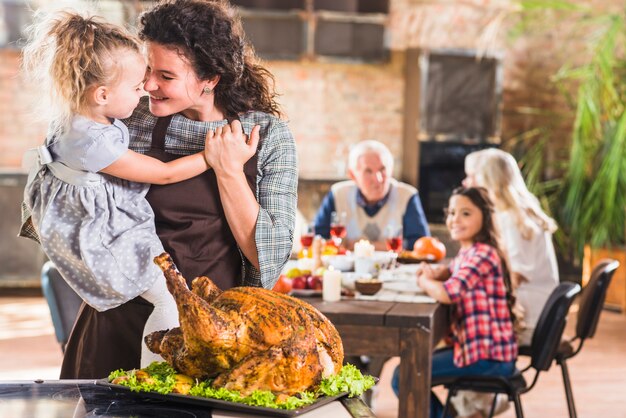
323;266;342;302
354;239;375;258
354;239;375;274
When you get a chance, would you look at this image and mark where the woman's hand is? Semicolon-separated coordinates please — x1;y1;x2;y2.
204;120;261;177
203;119;262;270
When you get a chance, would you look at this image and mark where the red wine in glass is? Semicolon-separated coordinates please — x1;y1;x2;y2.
386;236;403;252
330;224;346;239
300;233;314;248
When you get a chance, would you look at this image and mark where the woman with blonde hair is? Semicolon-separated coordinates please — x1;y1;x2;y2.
454;148;559;418
465;149;557;241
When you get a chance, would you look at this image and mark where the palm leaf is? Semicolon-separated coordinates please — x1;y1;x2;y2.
559;15;626;255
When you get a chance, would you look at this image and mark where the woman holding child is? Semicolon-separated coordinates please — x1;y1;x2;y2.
59;0;297;378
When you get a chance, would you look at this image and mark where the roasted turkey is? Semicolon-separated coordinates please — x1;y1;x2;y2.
145;253;344;396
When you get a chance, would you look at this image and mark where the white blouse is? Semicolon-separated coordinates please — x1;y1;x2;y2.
497;210;559;339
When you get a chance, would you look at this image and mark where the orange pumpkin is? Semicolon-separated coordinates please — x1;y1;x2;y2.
413;237;446;261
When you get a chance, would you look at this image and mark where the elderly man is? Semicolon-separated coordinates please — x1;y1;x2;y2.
314;140;430;251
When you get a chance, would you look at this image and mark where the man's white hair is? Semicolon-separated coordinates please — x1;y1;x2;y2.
348;140;394;172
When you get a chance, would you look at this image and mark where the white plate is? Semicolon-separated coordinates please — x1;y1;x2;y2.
290;289;322;297
321;254;355;272
383;281;424;294
378;269;417;283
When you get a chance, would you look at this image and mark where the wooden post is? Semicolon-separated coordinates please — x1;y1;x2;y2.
583;245;626;313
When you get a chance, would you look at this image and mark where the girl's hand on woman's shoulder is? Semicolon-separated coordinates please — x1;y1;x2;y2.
204;120;260;176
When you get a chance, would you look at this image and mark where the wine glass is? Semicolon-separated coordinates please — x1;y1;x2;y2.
299;223;315;257
330;211;347;248
385;225;403;253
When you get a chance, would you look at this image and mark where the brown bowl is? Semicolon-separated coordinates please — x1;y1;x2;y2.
355;279;383;296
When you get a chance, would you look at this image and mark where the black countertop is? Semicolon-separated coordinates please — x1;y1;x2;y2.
0;380;375;418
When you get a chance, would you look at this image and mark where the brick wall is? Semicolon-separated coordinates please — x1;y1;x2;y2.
269;53;405;180
0;0;620;283
0;0;620;177
0;49;47;168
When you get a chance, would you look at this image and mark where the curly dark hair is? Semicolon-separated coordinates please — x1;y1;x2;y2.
139;0;281;117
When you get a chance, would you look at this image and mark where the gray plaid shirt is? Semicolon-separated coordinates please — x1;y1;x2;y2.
125;98;297;289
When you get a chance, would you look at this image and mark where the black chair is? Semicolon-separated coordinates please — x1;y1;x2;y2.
432;282;581;418
556;259;619;418
40;261;83;352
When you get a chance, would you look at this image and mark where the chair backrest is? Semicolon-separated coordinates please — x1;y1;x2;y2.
41;261;83;350
529;282;581;371
577;259;619;340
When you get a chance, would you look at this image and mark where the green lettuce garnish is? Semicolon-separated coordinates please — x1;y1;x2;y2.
144;361;177;379
319;364;376;397
107;362;376;410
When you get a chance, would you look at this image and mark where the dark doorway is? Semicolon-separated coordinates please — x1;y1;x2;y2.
419;141;497;223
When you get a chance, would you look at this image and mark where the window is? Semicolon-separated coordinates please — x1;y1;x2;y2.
232;0;389;62
419;50;503;142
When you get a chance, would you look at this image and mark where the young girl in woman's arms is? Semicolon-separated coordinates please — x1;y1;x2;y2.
392;187;517;418
19;11;250;367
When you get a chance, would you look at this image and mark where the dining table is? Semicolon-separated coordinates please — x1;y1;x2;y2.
304;296;450;418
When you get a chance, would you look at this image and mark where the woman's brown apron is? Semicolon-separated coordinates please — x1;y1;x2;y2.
60;116;257;378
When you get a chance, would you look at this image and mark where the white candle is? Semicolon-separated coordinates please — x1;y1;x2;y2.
323;267;342;302
354;239;375;258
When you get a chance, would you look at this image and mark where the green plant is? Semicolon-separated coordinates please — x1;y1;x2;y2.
557;14;626;256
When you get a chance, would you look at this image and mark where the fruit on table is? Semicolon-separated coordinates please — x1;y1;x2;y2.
286;271;325;291
322;242;347;256
306;275;323;291
413;236;446;261
291;275;308;290
272;275;293;294
286;267;303;279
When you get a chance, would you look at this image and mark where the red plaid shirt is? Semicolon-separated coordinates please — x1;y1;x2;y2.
443;242;517;367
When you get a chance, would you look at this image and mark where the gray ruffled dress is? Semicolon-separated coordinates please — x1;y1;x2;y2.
24;115;165;311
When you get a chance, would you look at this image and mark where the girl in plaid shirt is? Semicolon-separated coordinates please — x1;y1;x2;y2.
392;187;517;418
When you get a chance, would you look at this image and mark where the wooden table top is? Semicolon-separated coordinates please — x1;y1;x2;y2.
303;297;446;329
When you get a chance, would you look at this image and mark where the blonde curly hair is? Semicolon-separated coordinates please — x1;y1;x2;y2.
465;148;557;240
21;10;140;136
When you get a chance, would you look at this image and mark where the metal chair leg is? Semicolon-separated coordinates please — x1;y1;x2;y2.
441;389;455;418
513;394;524;418
559;358;578;418
442;394;451;418
486;393;498;418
